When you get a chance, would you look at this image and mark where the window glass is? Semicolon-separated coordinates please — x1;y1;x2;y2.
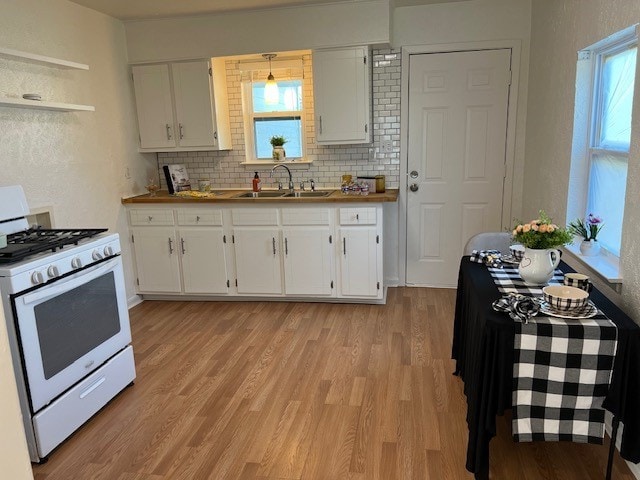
252;80;303;113
599;46;637;149
254;117;303;158
586;153;628;256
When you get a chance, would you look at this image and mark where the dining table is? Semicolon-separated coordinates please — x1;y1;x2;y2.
452;256;640;479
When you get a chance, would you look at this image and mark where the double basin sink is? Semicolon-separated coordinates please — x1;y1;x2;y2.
235;191;332;198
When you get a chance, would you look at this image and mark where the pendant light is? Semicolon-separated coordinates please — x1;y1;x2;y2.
262;53;279;105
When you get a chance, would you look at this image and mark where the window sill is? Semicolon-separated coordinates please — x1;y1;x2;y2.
240;159;312;169
561;243;622;286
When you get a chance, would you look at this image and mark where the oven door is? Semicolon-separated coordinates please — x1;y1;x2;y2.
13;256;131;413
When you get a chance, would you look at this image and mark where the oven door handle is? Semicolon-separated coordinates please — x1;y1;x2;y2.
21;258;120;306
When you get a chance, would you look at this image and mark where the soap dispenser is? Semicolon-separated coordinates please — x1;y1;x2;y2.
252;172;261;192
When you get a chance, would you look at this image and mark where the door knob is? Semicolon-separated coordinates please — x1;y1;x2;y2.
409;183;419;192
410;170;419;179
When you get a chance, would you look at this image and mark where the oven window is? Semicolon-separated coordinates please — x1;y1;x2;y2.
35;272;121;379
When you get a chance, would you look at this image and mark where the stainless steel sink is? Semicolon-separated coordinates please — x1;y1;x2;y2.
234;191;286;198
282;191;332;198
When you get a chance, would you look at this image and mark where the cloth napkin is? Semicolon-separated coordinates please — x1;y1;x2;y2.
470;249;503;268
492;293;540;323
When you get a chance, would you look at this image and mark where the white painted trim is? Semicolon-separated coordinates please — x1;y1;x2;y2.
127;295;143;309
400;40;522;285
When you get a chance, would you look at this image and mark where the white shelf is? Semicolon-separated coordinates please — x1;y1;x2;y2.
0;97;95;112
0;47;89;70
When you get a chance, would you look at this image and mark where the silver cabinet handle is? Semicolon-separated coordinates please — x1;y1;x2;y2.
181;238;186;254
168;237;174;254
319;115;323;134
166;124;172;140
343;237;346;256
196;215;200;222
147;215;153;222
272;237;276;255
285;237;288;256
179;123;184;140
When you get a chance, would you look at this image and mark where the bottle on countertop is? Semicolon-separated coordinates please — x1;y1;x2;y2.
252;172;261;192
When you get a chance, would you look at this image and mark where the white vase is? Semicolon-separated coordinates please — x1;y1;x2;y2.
518;247;561;286
272;146;286;162
580;239;601;256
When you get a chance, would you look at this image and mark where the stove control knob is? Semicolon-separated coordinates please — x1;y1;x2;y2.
47;266;60;278
92;250;104;261
103;246;114;257
31;271;45;285
71;257;83;269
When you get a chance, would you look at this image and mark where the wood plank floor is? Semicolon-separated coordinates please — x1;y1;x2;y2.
32;288;634;479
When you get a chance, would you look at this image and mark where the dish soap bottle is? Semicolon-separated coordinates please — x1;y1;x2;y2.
252;172;261;192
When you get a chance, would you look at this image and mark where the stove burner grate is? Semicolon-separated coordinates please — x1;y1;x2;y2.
0;228;108;264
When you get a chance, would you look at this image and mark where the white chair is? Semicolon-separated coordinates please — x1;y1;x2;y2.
463;232;512;256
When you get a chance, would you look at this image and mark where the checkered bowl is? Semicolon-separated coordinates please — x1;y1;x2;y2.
510;244;525;261
542;285;589;311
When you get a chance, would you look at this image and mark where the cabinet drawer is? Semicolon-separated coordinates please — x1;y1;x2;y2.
130;209;174;226
177;209;223;226
231;208;278;226
339;207;376;225
282;208;330;226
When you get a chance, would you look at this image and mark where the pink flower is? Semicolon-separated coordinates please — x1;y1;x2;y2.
547;225;555;233
522;224;531;233
588;213;603;225
516;225;523;233
512;229;518;236
531;224;539;231
539;224;548;233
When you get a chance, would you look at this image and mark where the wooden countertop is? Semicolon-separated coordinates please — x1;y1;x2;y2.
121;189;399;204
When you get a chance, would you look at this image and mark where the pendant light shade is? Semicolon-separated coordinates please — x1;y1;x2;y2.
263;53;279;105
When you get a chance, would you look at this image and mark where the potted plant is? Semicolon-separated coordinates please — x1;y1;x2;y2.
511;210;573;285
270;135;287;162
568;214;604;256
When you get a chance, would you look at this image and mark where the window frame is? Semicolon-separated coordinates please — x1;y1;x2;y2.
241;76;307;163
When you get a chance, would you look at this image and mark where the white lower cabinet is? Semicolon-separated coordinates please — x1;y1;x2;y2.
131;226;182;293
283;227;333;296
128;204;383;302
338;226;380;298
234;227;283;295
179;227;228;294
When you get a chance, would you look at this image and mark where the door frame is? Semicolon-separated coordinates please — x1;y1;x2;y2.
399;40;522;286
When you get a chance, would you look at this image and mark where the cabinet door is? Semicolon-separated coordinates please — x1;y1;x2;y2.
172;61;217;148
233;228;282;295
282;227;333;296
131;64;176;149
313;46;370;144
179;227;228;294
131;227;181;293
339;227;379;297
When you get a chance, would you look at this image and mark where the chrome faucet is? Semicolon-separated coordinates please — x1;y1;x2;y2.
271;164;294;192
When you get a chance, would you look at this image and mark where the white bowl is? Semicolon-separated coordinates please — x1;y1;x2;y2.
542;285;589;311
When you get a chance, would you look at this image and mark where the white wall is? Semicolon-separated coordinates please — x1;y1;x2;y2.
392;0;532;224
124;0;390;63
0;303;32;480
524;0;640;319
0;0;156;304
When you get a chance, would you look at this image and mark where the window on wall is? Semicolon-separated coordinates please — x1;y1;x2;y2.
241;61;305;162
569;25;637;257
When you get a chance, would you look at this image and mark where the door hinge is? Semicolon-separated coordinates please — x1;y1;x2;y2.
136;278;139;286
331;280;334;289
329;234;332;244
209;67;212;76
363;55;367;65
376;234;379;244
377;282;380;290
223;235;227;243
226;279;230;288
214;131;218;141
364;124;368;133
131;234;135;243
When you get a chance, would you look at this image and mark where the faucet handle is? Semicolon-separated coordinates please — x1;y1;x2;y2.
300;181;305;191
276;181;283;190
309;179;315;191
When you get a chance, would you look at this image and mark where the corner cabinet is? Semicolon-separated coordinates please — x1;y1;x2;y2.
131;58;231;152
312;46;371;145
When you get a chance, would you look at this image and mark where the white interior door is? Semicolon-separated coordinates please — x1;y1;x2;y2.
406;49;512;286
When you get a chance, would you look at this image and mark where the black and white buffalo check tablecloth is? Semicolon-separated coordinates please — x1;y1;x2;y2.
487;264;618;444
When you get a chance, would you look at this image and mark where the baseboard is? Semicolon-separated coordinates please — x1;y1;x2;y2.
127;294;143;309
384;275;400;287
628;460;640;479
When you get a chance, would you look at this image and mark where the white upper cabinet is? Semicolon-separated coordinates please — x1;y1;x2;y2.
313;46;371;145
131;59;231;152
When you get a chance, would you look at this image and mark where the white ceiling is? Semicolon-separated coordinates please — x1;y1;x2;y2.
69;0;469;21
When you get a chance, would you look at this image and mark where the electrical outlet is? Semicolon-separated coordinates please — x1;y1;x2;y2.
125;167;131;179
381;140;393;153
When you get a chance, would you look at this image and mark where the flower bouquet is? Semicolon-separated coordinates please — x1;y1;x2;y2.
568;214;604;256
